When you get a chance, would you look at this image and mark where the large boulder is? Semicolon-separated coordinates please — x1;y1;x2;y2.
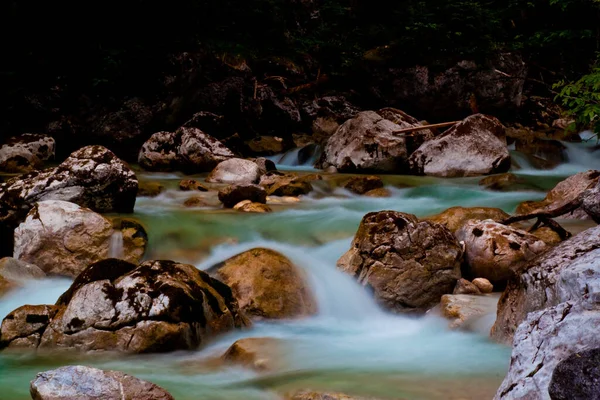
494;301;600;400
516;170;600;219
206;158;261;184
0;134;55;173
13;201;146;277
491;224;600;344
320;110;433;173
582;180;600;223
137;127;234;173
409;114;511;177
424;206;510;233
0;259;249;352
208;248;316;319
218;184;267;208
549;348;600;400
337;211;463;313
30;365;173;400
456;220;548;282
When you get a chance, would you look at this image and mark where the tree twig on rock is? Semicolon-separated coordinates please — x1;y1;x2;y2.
392;121;460;135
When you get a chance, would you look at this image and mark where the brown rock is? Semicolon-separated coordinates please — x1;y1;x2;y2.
337;211;463;313
221;337;285;371
245;136;286;155
0;305;59;348
0;257;46;282
516;170;600;219
453;278;481;295
341;176;384;195
259;172;313;196
456;220;548;282
530;226;563;245
208;248;316;319
440;294;499;329
364;188;391;198
183;197;208;208
233;200;272;213
179;179;208;191
138;181;165;197
425;206;510;233
472;278;493;293
0;275;13;297
479;173;523;191
288;390;376;400
0;134;55;173
218;184;267;208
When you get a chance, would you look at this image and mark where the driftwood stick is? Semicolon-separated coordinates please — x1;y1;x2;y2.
392;121;460;135
501;197;583;225
540;217;572;240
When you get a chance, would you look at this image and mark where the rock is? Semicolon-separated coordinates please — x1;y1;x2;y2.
320;110;433;172
341;176;384;195
138;181;165;197
288;390;375;400
0;259;249;352
137;131;181;172
425;206;510;233
0;257;45;282
252;157;277;175
0;275;13;297
491;224;600;344
456;220;548;282
138;127;234;173
549;348;600;400
183;197;208;208
516;170;600;219
206;158;261;184
114;218;148;266
178;126;235;172
244;136;286;155
409;114;510;177
337;211;463;313
208;248;316;319
472;278;493;293
440;294;499;329
0;134;55;173
514;138;566;169
233;200;272;213
479;173;523;191
530;226;563;246
179;179;208;191
0;145;137;214
453;278;481;295
494;301;600;400
301;95;361;125
259;172;313;196
181;111;234;139
13;201;145;277
221;337;285;371
582;180;600;223
364;188;392;197
218;184;267;208
30;365;174;400
0;305;59;348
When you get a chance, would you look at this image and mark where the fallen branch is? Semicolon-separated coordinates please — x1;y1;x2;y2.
392;121;460;135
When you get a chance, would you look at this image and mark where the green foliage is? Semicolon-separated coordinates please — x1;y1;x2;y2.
554;66;600;134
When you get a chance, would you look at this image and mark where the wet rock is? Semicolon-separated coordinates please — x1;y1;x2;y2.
453;278;481;295
244;136;286;156
252;157;277;175
138;181;165;197
259;172;313;196
0;257;45;282
549;348;600;400
206;158;261;185
288;390;376;400
218;184;267;208
138;131;181;172
364;188;392;198
138;127;234;173
582;180;600;223
179;179;208;191
0;275;12;297
178;126;235;173
479;173;522;191
0;134;55;173
208;248;316;319
494;301;600;400
13;201;145;277
337;211;463;313
409;114;510;177
491;224;600;344
472;278;493;294
341;176;384;195
440;294;498;329
425;206;510;233
514;138;566;169
115;219;148;266
516;170;600;219
222;337;285;371
530;226;563;246
456;220;548;282
0;305;59;348
233;200;272;213
183;197;208;208
30;365;174;400
320;110;432;173
0;259;249;352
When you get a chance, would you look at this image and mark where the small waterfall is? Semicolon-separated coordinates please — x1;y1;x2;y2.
269;144;322;169
109;230;124;259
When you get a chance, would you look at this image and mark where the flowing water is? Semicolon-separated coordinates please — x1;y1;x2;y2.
1;135;599;399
